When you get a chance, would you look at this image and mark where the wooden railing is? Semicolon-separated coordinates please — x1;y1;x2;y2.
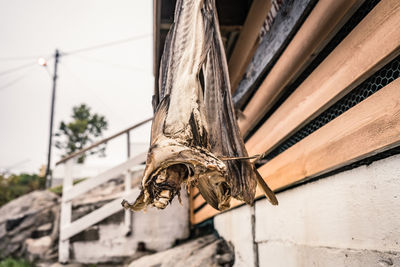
57;118;152;263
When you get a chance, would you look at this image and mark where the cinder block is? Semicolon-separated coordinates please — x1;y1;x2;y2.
133;191;190;251
255;154;400;252
214;205;256;267
258;241;400;267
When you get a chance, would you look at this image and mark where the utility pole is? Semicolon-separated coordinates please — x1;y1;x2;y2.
45;49;60;188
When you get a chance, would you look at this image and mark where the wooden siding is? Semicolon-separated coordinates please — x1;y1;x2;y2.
238;0;364;137
190;0;400;225
228;0;272;91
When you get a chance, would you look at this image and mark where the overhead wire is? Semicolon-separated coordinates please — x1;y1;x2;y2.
0;61;37;77
61;33;151;56
60;61;132;123
0;66;37;91
0;33;151;77
70;53;151;73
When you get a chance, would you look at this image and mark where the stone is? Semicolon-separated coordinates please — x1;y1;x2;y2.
0;190;59;225
26;236;52;256
0;190;59;258
128;235;234;267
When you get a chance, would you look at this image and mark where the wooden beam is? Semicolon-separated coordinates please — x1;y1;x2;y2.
58;160;73;263
193;193;205;209
238;0;364;137
257;78;400;192
56;118;151;165
189;186;195;225
191;197;243;225
232;0;315;108
192;77;400;224
61;189;141;240
246;0;400;157
228;0;272;91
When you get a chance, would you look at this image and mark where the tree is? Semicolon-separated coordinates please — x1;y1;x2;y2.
55;104;108;163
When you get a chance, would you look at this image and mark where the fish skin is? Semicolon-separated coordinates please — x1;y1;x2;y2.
122;0;277;212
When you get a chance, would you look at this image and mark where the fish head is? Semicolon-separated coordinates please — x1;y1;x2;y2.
124;138;231;211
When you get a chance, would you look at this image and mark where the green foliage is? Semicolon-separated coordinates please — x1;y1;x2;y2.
48;178;86;196
0;258;33;267
55;104;108;164
0;173;45;207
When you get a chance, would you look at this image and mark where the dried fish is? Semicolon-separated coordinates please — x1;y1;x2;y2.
122;0;278;212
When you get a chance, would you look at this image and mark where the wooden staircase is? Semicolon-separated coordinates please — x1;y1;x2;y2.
56;118;151;263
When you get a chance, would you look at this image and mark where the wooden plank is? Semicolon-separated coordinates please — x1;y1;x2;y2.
238;0;364;137
58;160;73;263
124;171;132;233
61;189;140;241
192;197;244;225
189;186;195;225
246;0;400;157
257;77;400;193
193;193;206;209
63;154;146;202
192;77;400;224
232;0;315;108
228;0;272;91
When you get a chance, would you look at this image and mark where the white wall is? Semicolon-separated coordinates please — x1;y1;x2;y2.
72;192;190;263
215;154;400;267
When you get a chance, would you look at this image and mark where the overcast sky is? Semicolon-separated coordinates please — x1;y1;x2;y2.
0;0;154;174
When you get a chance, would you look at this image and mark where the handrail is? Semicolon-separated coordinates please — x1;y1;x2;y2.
56;117;152;165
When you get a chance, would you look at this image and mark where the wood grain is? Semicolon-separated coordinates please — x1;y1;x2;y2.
232;0;315;108
193;193;206;209
228;0;272;91
192;77;400;224
246;0;400;156
238;0;364;137
257;77;400;192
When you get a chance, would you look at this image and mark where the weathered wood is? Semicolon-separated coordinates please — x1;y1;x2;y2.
124;171;132;233
257;78;400;193
63;155;146;202
61;189;141;241
246;0;400;157
238;0;364;136
56;118;151;165
58;159;73;263
193;193;206;209
232;0;316;108
228;0;272;91
192;78;400;224
192;197;243;225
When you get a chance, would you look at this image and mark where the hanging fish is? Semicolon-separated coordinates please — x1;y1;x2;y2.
122;0;278;212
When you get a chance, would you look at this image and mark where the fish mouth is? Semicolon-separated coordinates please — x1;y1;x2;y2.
146;163;190;209
122;143;232;211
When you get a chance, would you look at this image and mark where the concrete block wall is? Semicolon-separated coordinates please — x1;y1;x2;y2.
215;154;400;267
71;193;190;263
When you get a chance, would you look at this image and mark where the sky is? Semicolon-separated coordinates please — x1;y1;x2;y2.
0;0;154;175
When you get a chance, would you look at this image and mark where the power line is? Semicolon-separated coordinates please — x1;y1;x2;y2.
60;61;132;123
0;33;151;77
0;67;36;91
70;54;151;73
62;33;151;56
0;54;51;61
0;61;37;77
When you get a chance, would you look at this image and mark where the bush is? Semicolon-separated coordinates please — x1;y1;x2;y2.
0;258;33;267
0;174;45;207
